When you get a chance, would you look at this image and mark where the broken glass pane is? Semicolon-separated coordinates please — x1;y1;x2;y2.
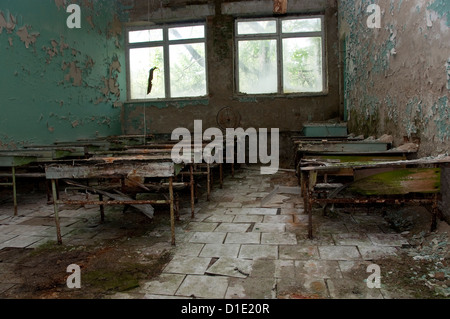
129;47;165;99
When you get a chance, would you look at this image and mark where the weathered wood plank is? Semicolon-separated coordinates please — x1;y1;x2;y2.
45;161;175;179
349;168;441;195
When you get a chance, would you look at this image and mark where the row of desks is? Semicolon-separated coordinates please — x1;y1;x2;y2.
292;136;448;239
0;136;231;245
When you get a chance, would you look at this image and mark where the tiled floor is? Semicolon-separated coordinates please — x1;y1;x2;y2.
0;166;446;298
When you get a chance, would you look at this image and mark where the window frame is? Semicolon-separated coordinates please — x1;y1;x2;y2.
234;15;327;97
125;21;208;102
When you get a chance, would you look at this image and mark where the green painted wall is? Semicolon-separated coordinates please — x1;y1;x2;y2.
0;0;127;148
338;0;450;156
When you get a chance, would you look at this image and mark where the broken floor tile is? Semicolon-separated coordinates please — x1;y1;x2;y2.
367;233;409;247
175;275;229;299
238;244;278;259
358;245;398;260
205;257;253;278
214;222;251;233
0;236;44;249
232;215;263;223
332;233;373;246
275;260;295;279
203;214;235;223
262;215;293;223
189;232;227;244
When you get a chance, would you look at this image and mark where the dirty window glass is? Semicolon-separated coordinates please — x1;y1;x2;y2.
128;29;163;43
236;16;325;95
127;23;207;100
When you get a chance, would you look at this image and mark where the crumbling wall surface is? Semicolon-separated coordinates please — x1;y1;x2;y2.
121;0;341;153
442;165;450;223
338;0;450;156
0;0;127;148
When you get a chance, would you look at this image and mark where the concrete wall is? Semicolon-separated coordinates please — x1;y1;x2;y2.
121;0;341;167
338;0;450;156
0;0;127;148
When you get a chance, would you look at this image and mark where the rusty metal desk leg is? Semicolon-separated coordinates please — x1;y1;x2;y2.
99;194;105;223
301;171;313;239
190;164;195;218
219;163;223;189
169;177;175;246
51;179;62;245
207;163;211;201
12;167;17;216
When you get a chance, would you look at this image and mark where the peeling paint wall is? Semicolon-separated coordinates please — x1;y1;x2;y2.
338;0;450;156
0;0;127;148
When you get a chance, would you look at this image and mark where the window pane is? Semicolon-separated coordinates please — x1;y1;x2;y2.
169;25;205;40
237;20;276;35
129;47;165;99
238;39;277;94
169;43;207;98
282;37;323;93
282;18;321;33
128;29;163;43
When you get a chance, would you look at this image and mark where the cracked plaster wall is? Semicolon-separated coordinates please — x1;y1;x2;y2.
0;0;127;148
338;0;449;156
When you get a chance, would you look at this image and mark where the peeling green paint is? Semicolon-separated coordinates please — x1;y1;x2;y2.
427;0;450;27
0;0;127;148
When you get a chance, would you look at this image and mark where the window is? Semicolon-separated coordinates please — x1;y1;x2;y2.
235;16;325;95
126;23;207;100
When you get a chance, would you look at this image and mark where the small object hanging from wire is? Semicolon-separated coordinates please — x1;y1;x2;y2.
147;66;158;94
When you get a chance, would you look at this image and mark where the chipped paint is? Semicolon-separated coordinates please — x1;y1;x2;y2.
0;0;127;147
339;0;450;156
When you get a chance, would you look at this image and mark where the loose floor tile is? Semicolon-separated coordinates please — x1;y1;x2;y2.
358;245;398;260
189;232;227;244
332;233;373;246
163;256;211;275
262;215;293;223
318;245;361;260
214;222;251;233
141;273;186;296
225;232;260;244
238;244;278;259
367;233;409;247
205;257;253;278
199;244;241;258
175;275;229;299
203;214;235;223
0;236;43;249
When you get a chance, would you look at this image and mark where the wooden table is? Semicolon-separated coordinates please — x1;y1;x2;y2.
300;157;450;239
45;155;183;245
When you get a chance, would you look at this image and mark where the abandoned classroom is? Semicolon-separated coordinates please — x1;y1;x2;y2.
0;0;449;300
